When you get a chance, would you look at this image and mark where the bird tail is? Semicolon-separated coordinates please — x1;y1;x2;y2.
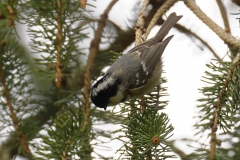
154;12;182;42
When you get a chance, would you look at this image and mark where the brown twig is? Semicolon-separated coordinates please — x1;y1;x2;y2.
215;0;237;57
210;132;216;160
135;0;149;45
80;0;87;9
7;0;16;27
0;57;32;158
184;0;240;48
140;96;146;111
175;24;221;61
144;0;178;40
82;0;118;128
55;0;64;88
7;5;15;27
216;0;231;33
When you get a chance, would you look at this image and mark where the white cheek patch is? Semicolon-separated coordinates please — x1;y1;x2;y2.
92;76;114;96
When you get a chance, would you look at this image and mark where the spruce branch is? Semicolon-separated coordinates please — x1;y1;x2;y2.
144;0;178;40
0;91;61;158
36;110;91;159
0;1;32;158
0;0;92;158
115;77;171;159
212;53;240;132
184;0;240;48
0;51;32;158
117;110;174;159
196;52;240;158
135;0;149;45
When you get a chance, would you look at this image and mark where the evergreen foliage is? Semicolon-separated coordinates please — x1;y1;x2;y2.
0;0;240;160
114;78;173;159
36;110;91;159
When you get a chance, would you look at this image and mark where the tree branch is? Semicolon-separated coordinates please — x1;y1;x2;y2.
0;55;32;158
81;1;118;157
184;0;240;48
210;132;216;160
216;0;231;33
135;0;149;45
83;0;118;128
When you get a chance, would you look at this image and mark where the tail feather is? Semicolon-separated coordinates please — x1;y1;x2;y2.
154;12;182;42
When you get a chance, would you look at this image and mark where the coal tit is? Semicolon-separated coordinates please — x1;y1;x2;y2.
91;12;182;110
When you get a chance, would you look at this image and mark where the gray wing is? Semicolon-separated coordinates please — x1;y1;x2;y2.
127;12;182;88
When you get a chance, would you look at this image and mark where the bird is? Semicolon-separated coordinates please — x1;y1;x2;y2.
90;12;182;110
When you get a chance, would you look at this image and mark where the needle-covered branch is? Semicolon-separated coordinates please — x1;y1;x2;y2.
0;45;32;159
